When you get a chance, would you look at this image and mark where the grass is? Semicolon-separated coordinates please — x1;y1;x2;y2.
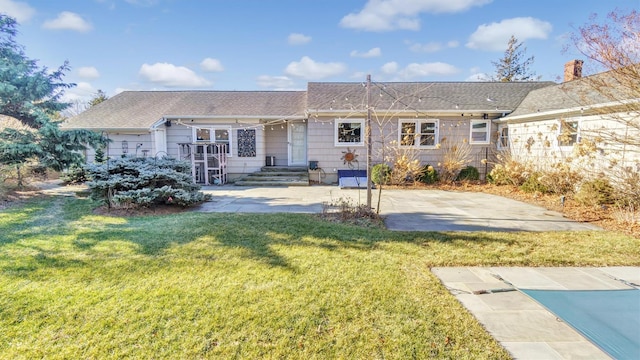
1;196;639;359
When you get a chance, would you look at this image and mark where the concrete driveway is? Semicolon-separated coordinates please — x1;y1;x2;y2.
198;185;601;232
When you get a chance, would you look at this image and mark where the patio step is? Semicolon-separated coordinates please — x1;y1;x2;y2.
234;166;309;186
259;166;308;173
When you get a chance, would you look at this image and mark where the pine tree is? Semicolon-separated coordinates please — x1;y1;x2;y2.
491;35;538;82
94;146;106;163
88;90;109;108
0;15;106;186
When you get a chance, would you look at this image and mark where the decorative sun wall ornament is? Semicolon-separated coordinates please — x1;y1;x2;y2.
341;147;358;166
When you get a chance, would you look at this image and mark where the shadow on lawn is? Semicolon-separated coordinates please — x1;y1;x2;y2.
1;196;518;275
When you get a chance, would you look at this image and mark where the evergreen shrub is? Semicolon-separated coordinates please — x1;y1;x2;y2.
574;178;615;206
85;157;209;208
62;164;90;184
416;164;439;184
519;171;549;194
371;163;392;185
455;166;479;181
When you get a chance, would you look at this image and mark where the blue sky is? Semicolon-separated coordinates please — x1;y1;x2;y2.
2;0;637;102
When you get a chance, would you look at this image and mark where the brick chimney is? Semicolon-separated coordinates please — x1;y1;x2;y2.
564;59;583;82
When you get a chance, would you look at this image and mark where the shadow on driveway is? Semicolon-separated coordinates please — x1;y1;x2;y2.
199;186;602;232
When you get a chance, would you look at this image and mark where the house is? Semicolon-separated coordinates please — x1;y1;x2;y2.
497;60;640;174
62;80;561;185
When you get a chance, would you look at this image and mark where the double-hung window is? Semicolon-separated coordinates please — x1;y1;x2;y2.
470;120;491;144
497;125;509;149
558;119;579;147
335;119;364;146
194;126;232;154
399;119;439;147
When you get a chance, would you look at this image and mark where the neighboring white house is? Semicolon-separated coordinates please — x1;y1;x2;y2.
496;60;640;176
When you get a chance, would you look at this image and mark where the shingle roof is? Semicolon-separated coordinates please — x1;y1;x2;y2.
62;82;560;130
507;70;634;118
62;91;308;130
306;81;555;113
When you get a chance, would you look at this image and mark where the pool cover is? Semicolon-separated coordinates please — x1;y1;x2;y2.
521;289;640;359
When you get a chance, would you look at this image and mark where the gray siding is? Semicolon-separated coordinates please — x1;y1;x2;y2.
264;124;288;166
307;115;496;183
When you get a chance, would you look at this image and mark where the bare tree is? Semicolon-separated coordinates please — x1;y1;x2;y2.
568;9;639;145
567;9;640;206
61;90;109;117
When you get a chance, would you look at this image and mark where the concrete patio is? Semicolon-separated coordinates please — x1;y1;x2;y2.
432;267;640;359
197;185;602;232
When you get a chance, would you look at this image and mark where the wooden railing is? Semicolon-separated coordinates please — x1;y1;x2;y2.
178;143;228;185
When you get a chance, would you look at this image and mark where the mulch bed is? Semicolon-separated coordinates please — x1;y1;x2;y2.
92;204;190;217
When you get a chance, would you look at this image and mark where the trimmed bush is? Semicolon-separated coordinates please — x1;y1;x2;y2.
455;165;479;182
85;157;209;208
538;164;582;195
487;153;531;186
519;172;548;194
61;164;90;184
416;164;439;184
575;179;615;207
371;163;392;185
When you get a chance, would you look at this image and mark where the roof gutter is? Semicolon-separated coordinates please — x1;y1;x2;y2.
498;98;640;123
309;109;511;117
62;126;151;132
150;114;306;129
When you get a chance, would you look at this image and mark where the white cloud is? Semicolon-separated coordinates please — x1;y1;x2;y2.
408;40;458;53
77;66;100;79
382;61;459;79
0;0;36;22
200;58;224;72
466;17;552;51
350;71;368;80
350;47;381;58
139;62;211;87
340;0;492;32
63;81;96;101
256;75;295;89
401;62;459;78
284;56;346;80
288;33;311;45
410;42;442;53
42;11;92;32
381;61;399;74
466;72;490;81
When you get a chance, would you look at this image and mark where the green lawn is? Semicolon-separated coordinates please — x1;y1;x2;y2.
1;196;639;359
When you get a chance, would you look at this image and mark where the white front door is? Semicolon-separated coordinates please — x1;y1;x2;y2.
288;122;307;166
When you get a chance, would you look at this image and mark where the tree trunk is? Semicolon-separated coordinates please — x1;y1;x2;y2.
16;163;23;189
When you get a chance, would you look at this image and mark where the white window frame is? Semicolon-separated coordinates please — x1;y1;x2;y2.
335;118;364;146
557;119;580;149
470;119;491;144
193;126;233;155
398;119;440;148
497;125;509;150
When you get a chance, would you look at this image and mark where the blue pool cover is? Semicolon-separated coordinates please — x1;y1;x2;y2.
521;289;640;359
